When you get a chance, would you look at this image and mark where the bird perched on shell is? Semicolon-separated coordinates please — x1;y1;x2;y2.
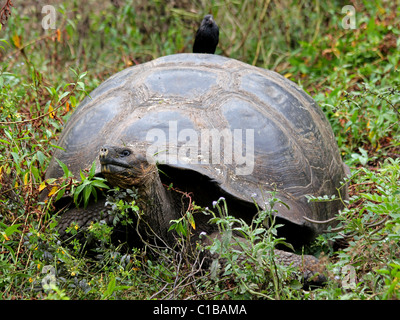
193;14;219;54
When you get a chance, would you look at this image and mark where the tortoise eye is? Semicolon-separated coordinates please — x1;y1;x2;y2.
121;150;131;157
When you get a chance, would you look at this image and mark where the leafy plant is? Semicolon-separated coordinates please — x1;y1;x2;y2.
41;159;109;211
201;196;303;299
73;161;109;208
311;157;400;299
377;262;400;300
105;187;139;227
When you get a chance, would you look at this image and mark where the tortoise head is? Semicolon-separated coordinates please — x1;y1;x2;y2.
99;145;156;189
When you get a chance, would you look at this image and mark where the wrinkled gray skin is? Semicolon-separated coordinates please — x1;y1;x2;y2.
47;53;349;284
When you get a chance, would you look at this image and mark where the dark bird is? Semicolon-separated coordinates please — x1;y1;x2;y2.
193;14;219;54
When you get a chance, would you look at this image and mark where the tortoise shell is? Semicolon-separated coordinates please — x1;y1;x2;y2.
46;53;347;240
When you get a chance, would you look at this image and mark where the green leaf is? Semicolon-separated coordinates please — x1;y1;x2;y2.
70;95;77;107
5;224;21;237
36;151;46;167
30;166;40;182
290;279;303;290
102;274;116;299
74;184;85;205
55;187;66;202
2;243;17;264
50;144;66;151
0;139;10;145
11;151;20;164
77;82;85;90
57;91;70;103
55;158;73;178
78;71;88;79
90;179;109;189
88;160;96;179
79;169;86;181
83;185;94;208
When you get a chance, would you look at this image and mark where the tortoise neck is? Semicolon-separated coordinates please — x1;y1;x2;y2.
136;167;178;245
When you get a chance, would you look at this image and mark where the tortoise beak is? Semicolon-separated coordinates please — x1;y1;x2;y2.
99;146;110;172
99;146;109;158
99;146;114;173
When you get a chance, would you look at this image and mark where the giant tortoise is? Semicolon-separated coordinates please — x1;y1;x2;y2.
45;53;348;281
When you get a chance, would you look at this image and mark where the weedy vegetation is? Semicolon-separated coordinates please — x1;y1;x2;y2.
0;0;399;300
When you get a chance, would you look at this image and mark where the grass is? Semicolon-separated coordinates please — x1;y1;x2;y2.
0;0;399;300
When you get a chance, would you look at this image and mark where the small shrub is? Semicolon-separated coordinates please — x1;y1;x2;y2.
200;195;305;299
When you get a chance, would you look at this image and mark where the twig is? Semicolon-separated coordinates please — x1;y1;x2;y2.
0;0;13;26
163;183;193;209
376;89;400;117
365;215;388;228
303;216;338;224
148;283;170;300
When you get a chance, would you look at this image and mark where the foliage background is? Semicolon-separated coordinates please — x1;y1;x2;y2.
0;0;399;300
